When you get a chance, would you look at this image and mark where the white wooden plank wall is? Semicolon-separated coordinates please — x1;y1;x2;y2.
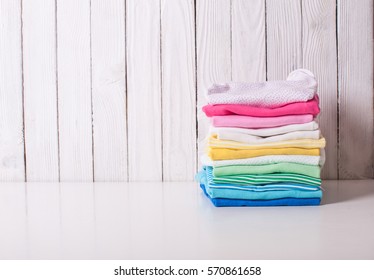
161;0;196;181
91;0;127;181
232;0;266;82
266;0;302;80
0;0;24;181
196;0;231;170
126;0;162;181
23;0;59;181
338;0;374;178
302;0;338;179
0;0;372;181
57;0;93;181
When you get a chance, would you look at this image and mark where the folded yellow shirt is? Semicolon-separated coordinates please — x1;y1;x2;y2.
208;147;321;160
209;135;326;150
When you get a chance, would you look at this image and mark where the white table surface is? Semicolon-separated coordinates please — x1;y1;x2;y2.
0;180;373;260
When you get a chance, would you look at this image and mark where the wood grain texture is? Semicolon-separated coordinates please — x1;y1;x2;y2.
22;0;59;181
338;0;373;178
302;0;338;179
232;0;266;82
1;0;374;182
91;0;127;181
126;0;162;181
0;0;25;181
57;0;93;181
266;0;302;80
161;0;196;181
196;0;231;170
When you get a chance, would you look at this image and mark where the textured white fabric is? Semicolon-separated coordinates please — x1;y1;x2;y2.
201;152;325;167
207;69;317;107
212;129;321;144
209;121;319;137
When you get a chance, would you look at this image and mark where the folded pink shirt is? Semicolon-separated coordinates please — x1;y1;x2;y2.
211;114;314;129
203;95;320;117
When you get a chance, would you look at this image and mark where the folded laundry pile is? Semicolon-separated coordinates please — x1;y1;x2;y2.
197;69;326;207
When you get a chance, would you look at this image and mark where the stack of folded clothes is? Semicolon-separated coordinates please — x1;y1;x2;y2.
197;69;326;207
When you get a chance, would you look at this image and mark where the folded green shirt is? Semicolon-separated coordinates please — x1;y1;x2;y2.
213;171;321;186
213;162;321;178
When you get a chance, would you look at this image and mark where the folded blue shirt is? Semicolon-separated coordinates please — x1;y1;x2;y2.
200;183;321;207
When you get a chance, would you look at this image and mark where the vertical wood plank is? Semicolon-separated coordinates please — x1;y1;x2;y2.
302;0;338;179
161;0;196;181
126;0;162;181
266;0;302;80
57;0;93;181
338;0;373;178
232;0;266;82
22;0;59;181
0;0;25;181
91;0;127;181
196;0;231;169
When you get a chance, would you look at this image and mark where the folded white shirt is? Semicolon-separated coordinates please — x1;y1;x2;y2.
210;121;319;137
212;129;321;144
201;150;326;167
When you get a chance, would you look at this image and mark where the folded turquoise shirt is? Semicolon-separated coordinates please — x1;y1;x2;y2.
198;167;322;200
213;162;321;178
200;184;321;207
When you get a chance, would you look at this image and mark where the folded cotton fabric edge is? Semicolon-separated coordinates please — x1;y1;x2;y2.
208;147;321;161
209;136;326;150
201;153;325;167
197;168;322;204
203;166;321;186
211;114;314;129
206;69;317;107
202;95;320;117
199;167;320;191
210;121;320;137
213;162;321;178
211;129;321;145
200;184;321;207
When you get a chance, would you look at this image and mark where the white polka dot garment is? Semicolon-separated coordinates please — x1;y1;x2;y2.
207;69;317;107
